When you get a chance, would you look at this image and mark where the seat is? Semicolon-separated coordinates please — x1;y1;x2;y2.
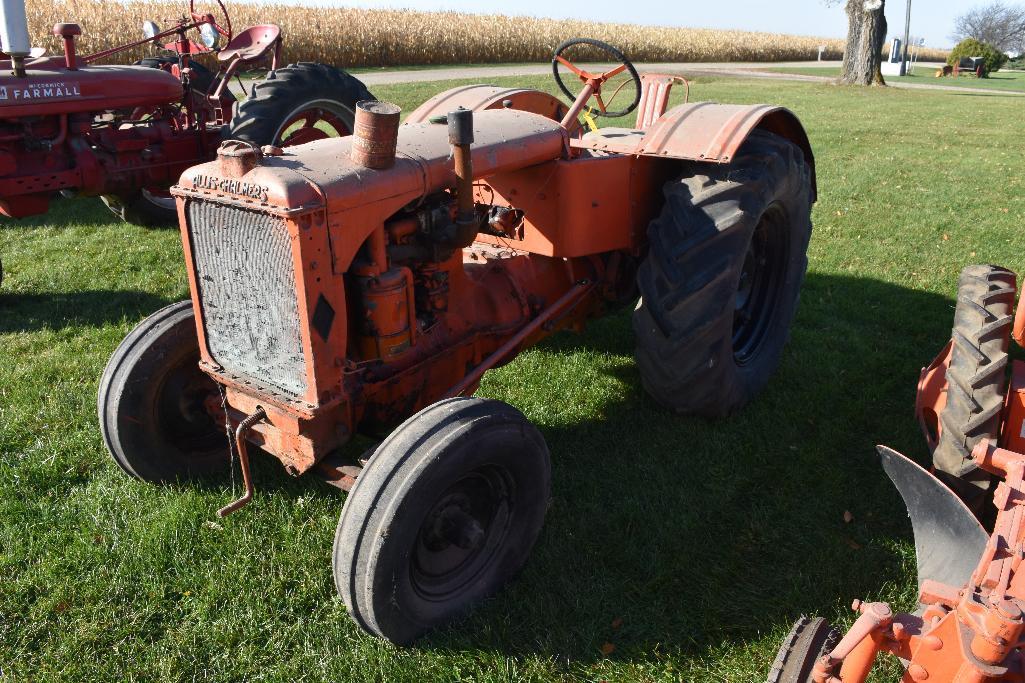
634;73;689;130
218;24;280;63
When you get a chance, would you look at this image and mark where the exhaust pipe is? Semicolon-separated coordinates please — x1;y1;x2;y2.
0;0;31;77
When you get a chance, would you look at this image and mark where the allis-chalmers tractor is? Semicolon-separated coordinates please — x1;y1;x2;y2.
98;38;816;643
769;265;1025;682
0;0;370;284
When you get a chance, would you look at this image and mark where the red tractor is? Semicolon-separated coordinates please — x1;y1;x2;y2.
0;0;371;285
769;265;1025;682
97;38;817;644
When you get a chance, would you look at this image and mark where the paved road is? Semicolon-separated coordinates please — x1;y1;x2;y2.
351;60;1024;97
353;61;847;85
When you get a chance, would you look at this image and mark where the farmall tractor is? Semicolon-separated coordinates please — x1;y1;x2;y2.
0;0;370;285
98;38;817;644
768;265;1025;682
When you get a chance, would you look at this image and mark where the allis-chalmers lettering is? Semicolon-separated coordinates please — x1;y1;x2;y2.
193;174;270;202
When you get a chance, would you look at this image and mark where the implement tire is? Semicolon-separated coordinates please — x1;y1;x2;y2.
767;617;839;683
933;264;1016;499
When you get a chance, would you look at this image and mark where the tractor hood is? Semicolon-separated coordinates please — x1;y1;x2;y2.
0;63;185;118
174;108;568;214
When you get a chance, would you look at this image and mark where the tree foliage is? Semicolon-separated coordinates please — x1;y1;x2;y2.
953;2;1025;54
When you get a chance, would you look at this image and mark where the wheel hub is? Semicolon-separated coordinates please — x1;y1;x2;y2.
732;203;789;365
154;352;221;456
424;496;487;551
410;467;513;600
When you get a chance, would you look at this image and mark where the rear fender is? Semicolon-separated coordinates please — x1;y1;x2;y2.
877;446;988;590
572;102;817;199
915;340;952;452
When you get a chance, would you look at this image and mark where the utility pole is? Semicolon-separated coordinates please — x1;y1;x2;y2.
900;0;912;75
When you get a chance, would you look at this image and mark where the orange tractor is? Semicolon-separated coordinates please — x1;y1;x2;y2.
769;265;1025;682
97;39;816;644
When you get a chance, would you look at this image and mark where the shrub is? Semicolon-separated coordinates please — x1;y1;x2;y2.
947;38;1008;77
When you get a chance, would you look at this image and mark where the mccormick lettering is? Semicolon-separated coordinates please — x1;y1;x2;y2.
192;174;270;202
0;82;81;100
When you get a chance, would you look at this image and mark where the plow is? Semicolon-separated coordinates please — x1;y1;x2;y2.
772;265;1025;683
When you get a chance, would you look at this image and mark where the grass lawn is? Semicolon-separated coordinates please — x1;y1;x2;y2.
757;63;1025;92
2;74;1024;681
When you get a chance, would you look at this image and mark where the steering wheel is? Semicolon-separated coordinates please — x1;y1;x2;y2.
189;0;233;47
551;38;641;118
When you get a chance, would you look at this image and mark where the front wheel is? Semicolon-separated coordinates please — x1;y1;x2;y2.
333;397;551;645
98;300;225;482
633;130;813;416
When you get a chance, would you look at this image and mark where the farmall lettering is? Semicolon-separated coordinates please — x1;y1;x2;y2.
193;174;270;202
0;81;82;101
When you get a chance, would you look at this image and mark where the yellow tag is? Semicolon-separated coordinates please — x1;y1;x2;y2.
582;109;598;132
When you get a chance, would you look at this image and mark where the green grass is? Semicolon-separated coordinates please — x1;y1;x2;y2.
757;64;1025;92
3;74;1025;681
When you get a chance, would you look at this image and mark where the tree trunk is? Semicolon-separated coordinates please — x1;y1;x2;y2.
840;0;888;85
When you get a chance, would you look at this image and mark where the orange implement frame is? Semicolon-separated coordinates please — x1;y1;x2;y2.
812;439;1025;683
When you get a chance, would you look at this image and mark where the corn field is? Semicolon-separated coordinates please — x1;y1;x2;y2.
26;0;950;68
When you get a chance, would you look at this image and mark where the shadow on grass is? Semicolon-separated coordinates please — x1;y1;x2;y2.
27;267;955;668
408;271;957;664
0;290;173;333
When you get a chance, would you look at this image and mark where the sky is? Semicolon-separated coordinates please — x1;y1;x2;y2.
289;0;967;48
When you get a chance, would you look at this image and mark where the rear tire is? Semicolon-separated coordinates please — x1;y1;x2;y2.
767;617;839;683
333;397;551;645
933;264;1016;498
634;130;813;416
98;300;225;483
226;62;374;147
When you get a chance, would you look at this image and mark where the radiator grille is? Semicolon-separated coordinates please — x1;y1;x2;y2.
187;201;308;397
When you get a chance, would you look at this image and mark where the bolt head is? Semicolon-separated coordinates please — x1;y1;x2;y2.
908;663;929;681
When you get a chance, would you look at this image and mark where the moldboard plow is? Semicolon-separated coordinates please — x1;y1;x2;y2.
771;265;1025;683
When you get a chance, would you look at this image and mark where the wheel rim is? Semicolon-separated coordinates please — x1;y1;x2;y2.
732;203;790;365
410;465;515;601
274;99;353;147
153;350;222;457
